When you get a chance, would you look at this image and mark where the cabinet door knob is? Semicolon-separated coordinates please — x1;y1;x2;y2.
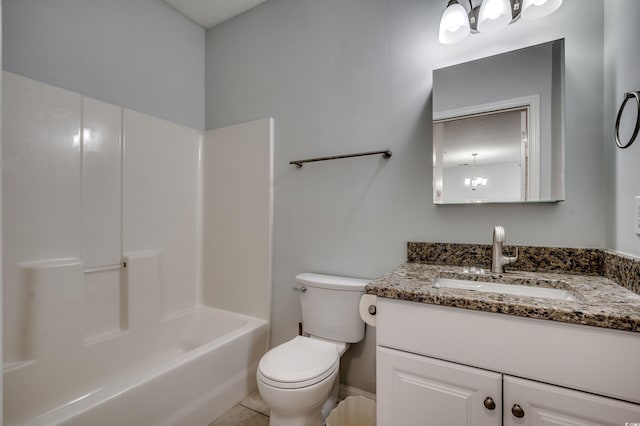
511;404;525;418
483;397;496;410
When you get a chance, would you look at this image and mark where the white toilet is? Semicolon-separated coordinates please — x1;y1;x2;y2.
257;273;368;426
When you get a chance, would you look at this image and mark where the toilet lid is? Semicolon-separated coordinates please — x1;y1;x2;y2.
258;336;339;387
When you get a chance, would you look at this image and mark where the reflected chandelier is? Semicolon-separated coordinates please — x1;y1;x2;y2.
464;153;487;190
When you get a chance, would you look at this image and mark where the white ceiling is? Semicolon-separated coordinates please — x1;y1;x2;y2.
164;0;267;29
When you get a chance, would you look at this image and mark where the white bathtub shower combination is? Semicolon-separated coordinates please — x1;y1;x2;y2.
2;72;273;425
4;256;268;426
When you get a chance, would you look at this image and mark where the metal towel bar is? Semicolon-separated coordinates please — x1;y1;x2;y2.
614;91;640;149
290;150;392;168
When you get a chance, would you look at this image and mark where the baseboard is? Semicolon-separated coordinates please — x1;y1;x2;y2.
338;383;376;401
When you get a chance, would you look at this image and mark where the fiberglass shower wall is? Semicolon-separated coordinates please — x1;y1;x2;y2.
2;71;201;368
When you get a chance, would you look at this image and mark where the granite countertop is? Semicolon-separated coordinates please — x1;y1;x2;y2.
366;262;640;333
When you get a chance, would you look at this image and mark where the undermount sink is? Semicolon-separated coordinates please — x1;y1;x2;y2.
433;277;578;302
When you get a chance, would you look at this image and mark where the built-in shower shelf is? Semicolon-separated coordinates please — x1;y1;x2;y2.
84;329;129;346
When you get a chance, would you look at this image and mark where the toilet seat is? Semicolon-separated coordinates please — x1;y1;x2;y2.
258;336;340;389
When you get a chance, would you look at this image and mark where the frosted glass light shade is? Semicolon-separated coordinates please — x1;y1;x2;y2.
521;0;563;20
438;2;470;44
477;0;511;33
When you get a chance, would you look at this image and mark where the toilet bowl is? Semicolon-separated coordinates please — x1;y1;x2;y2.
257;336;344;426
256;273;369;426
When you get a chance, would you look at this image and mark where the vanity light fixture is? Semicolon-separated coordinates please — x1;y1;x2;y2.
438;0;562;44
477;0;511;33
438;0;471;45
521;0;563;20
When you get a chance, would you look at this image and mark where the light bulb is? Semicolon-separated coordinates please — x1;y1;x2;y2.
477;0;511;33
521;0;562;20
438;1;470;44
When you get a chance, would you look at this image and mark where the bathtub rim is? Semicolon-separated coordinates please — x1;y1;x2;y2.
8;305;269;426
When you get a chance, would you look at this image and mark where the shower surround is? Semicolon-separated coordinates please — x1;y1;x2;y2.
2;72;271;425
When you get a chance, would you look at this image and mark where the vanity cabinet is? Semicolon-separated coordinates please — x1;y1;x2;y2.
375;298;640;426
503;375;640;426
378;346;640;426
377;347;501;426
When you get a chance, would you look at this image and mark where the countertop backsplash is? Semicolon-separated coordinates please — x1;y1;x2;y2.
407;242;639;295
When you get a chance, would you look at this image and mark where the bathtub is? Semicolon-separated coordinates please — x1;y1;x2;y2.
4;305;269;426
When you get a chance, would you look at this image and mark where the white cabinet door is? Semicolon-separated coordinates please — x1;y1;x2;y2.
503;376;640;426
377;346;502;426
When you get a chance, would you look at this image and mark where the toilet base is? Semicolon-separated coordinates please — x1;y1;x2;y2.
258;368;339;426
320;373;340;421
269;410;323;426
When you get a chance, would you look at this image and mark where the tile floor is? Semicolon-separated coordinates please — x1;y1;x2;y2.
209;390;270;426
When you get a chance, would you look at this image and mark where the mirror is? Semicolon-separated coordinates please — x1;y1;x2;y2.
433;39;565;204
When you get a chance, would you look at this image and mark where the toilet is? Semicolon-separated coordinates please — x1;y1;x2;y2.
257;273;368;426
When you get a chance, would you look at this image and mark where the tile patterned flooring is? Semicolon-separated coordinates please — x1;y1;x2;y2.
209;390;270;426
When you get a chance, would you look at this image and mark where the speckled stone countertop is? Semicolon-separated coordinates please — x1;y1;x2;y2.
366;263;640;333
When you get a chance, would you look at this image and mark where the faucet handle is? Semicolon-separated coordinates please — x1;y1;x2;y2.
507;247;519;264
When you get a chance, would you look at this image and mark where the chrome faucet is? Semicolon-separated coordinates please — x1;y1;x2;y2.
491;226;518;273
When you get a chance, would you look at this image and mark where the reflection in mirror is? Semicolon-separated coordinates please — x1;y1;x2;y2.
434;108;530;203
433;39;565;204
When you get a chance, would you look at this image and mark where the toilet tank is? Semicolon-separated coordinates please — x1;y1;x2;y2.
296;273;369;343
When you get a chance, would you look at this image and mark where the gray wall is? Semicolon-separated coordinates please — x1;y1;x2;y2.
604;0;640;258
205;0;605;393
1;0;4;416
2;0;205;130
